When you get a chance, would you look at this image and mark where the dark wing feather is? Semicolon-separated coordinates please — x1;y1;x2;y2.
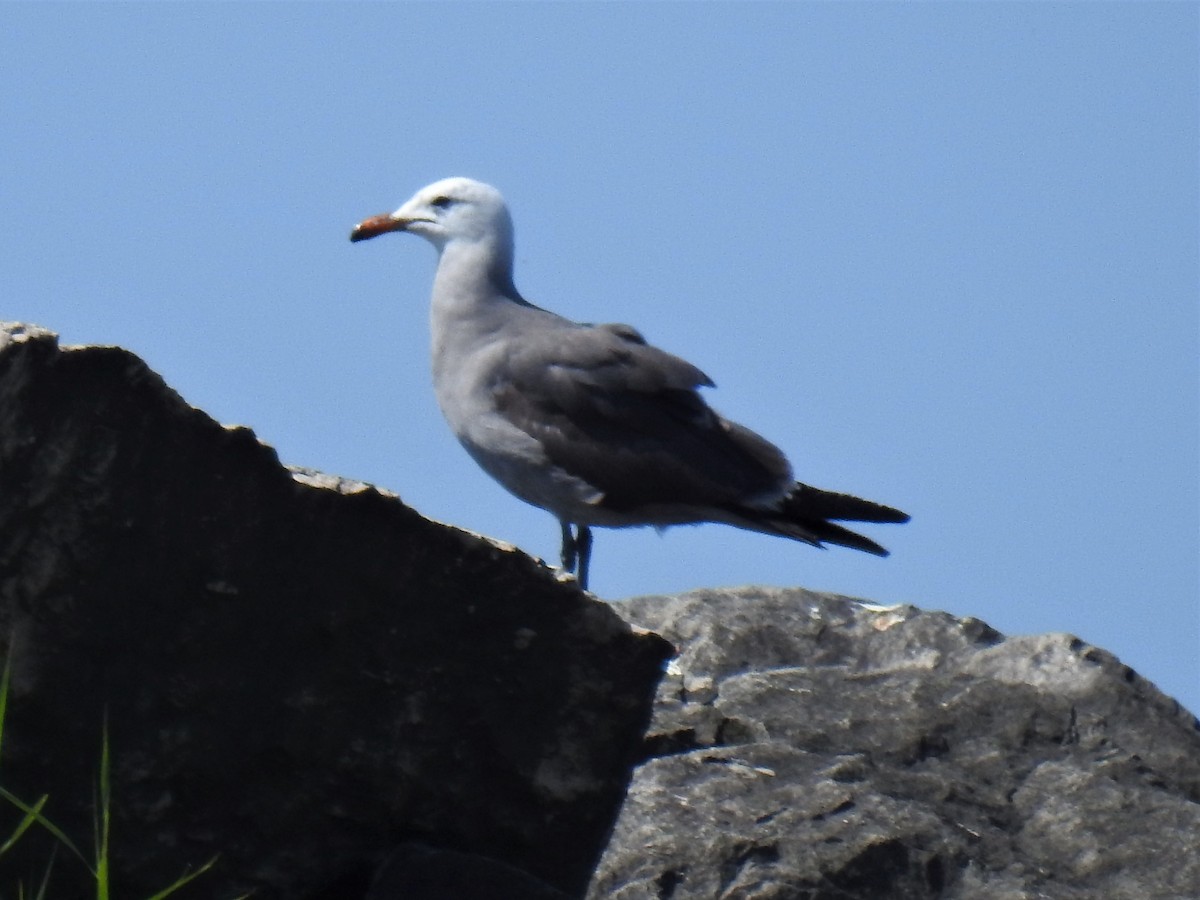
493;321;791;512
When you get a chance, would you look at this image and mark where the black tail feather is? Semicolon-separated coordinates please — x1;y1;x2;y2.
733;482;909;557
789;517;893;556
782;483;910;525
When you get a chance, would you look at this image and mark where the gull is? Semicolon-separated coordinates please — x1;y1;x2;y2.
351;177;908;590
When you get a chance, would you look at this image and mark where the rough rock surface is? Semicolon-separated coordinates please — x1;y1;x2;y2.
592;589;1200;899
2;323;1198;900
0;323;670;899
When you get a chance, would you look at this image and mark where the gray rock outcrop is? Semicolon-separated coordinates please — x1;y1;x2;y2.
1;322;1197;899
591;590;1200;899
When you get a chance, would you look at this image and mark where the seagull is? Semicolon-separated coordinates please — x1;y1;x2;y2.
351;177;909;591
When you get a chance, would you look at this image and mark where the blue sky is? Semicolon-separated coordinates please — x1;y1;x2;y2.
3;4;1197;715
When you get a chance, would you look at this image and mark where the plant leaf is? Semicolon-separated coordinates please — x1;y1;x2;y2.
143;855;223;900
0;785;92;873
0;792;49;855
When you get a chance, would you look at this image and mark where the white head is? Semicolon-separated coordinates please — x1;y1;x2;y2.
350;177;513;256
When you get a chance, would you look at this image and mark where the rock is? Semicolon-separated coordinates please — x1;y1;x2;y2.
366;843;571;900
590;589;1200;899
4;323;1198;900
0;323;671;899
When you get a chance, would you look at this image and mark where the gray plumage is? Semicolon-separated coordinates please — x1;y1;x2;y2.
351;177;908;590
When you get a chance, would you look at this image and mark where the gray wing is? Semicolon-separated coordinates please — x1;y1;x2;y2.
493;319;792;513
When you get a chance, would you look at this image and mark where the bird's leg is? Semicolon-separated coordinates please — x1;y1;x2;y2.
560;520;578;573
575;525;592;592
558;522;592;590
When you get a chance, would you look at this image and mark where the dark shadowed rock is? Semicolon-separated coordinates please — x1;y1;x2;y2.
590;589;1200;899
366;843;571;900
0;323;671;899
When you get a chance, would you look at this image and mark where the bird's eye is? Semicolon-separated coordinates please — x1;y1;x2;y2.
430;196;455;209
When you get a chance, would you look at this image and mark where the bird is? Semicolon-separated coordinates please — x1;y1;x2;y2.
350;177;908;591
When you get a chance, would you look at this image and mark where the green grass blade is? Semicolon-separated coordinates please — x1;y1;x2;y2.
0;792;49;855
31;843;57;900
0;785;92;872
142;855;224;900
0;651;12;758
93;714;112;900
1;697;234;900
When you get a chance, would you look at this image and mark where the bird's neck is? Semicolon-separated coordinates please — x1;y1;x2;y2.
432;239;519;308
429;240;525;368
